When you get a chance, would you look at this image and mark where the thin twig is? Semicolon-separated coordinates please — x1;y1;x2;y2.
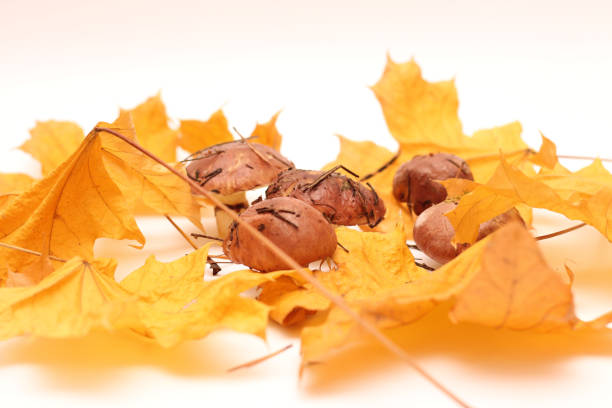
209;254;230;260
227;344;293;373
94;126;471;408
0;242;67;262
465;148;534;162
165;215;222;275
557;155;612;163
233;126;273;165
303;165;359;192
254;207;298;229
535;223;587;241
360;151;400;181
191;233;224;242
164;214;198;250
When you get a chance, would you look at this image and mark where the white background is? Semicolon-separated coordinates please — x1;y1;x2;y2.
1;0;612;407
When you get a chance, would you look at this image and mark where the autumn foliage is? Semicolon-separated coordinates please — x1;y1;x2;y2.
1;56;612;404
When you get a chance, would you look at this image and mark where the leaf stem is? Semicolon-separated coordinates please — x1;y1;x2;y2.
465;148;534;162
164;214;223;275
557;155;612;163
360;151;400;181
232;126;273;165
191;233;224;242
535;223;587;241
95;126;471;408
0;242;67;262
164;214;198;250
227;344;293;373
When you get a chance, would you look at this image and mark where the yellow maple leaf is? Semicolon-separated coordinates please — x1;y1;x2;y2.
0;257;136;340
0;173;35;193
258;225;428;326
299;223;580;364
250;111;283;151
371;56;532;184
0;173;35;211
99;116;203;230
0;126;145;283
179;109;234;153
118;94;179;162
372;56;464;148
444;157;612;244
0;244;293;346
530;133;558;169
120;244;279;347
258;274;329;326
19;121;84;176
327;57;536;235
178;109;234;154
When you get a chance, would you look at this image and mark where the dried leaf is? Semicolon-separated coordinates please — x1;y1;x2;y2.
300;223;580;363
250;111;283;151
444;157;612;243
448;224;576;329
0;173;35;211
327;58;535;235
530;133;558;169
100;116;203;229
118;94;179;162
0;244;292;346
120;244;278;347
258;274;329;326
371;56;464;148
259;225;427;326
0;173;35;193
0;126;145;283
20;121;84;176
179;109;233;154
0;257;136;340
372;56;531;183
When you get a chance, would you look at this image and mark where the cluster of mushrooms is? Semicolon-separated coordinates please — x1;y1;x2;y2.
185;140;521;272
392;153;523;264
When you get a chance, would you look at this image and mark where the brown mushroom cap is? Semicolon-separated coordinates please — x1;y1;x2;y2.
223;197;337;272
185;141;294;195
265;169;386;227
413;201;524;264
392;153;474;215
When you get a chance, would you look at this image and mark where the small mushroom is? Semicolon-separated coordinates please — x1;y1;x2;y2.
185;140;294;237
223;197;337;272
413;201;525;264
265;168;386;227
393;153;474;215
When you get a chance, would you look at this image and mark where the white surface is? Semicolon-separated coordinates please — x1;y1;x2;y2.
1;1;612;407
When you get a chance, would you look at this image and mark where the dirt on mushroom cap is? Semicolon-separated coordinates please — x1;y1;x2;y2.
223;197;337;272
185;141;294;195
265;169;386;227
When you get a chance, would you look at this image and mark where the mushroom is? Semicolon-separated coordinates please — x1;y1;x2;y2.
223;197;337;272
413;201;524;264
265;167;386;228
185;140;294;237
392;153;474;215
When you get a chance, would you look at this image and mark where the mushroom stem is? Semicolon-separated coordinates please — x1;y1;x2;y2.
213;191;249;238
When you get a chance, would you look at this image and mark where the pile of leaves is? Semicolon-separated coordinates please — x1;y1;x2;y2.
1;57;612;401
